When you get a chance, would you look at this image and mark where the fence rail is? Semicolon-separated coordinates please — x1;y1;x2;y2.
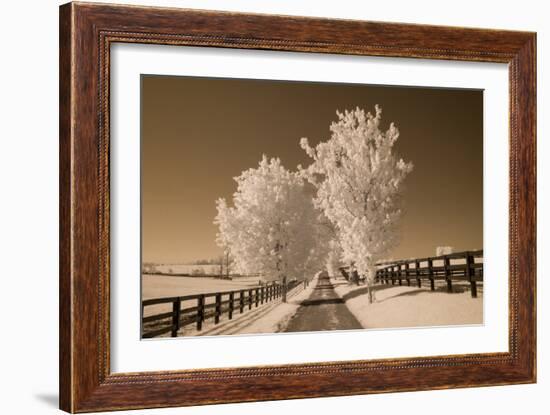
142;278;307;338
341;250;483;298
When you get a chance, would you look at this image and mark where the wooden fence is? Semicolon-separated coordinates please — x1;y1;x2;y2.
142;278;307;338
341;250;483;298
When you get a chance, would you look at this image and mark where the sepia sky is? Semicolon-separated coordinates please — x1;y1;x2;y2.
141;75;483;264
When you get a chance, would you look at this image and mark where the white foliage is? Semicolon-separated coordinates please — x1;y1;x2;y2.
325;239;343;277
215;156;327;281
300;105;413;289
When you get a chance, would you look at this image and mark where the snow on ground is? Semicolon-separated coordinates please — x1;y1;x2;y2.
143;274;319;338
152;264;221;275
331;276;483;329
142;275;262;318
145;264;268;280
195;274;319;336
142;274;261;300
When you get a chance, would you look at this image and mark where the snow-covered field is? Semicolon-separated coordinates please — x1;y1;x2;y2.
146;264;226;276
142;274;264;319
142;274;318;338
143;272;483;339
331;276;483;329
142;274;262;300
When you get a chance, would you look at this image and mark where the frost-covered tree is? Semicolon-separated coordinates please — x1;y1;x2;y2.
300;106;413;302
215;156;326;282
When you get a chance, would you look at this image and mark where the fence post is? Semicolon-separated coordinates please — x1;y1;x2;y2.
215;293;222;324
229;292;234;319
255;288;260;307
282;276;287;303
248;289;253;309
428;259;435;291
261;286;265;304
239;290;244;313
405;262;411;286
196;295;205;331
397;263;403;285
444;256;453;293
466;252;478;298
171;298;181;337
415;260;421;288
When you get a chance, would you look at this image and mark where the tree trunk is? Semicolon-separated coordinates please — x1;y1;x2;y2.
366;264;376;304
367;284;374;304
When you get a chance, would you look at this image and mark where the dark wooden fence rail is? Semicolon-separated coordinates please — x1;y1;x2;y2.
142;278;308;338
341;250;483;298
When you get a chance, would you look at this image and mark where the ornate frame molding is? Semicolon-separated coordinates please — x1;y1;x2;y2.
60;2;536;412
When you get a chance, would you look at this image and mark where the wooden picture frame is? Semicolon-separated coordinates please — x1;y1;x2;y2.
59;2;536;412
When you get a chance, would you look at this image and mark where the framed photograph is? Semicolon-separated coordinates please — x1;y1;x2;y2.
59;2;536;412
